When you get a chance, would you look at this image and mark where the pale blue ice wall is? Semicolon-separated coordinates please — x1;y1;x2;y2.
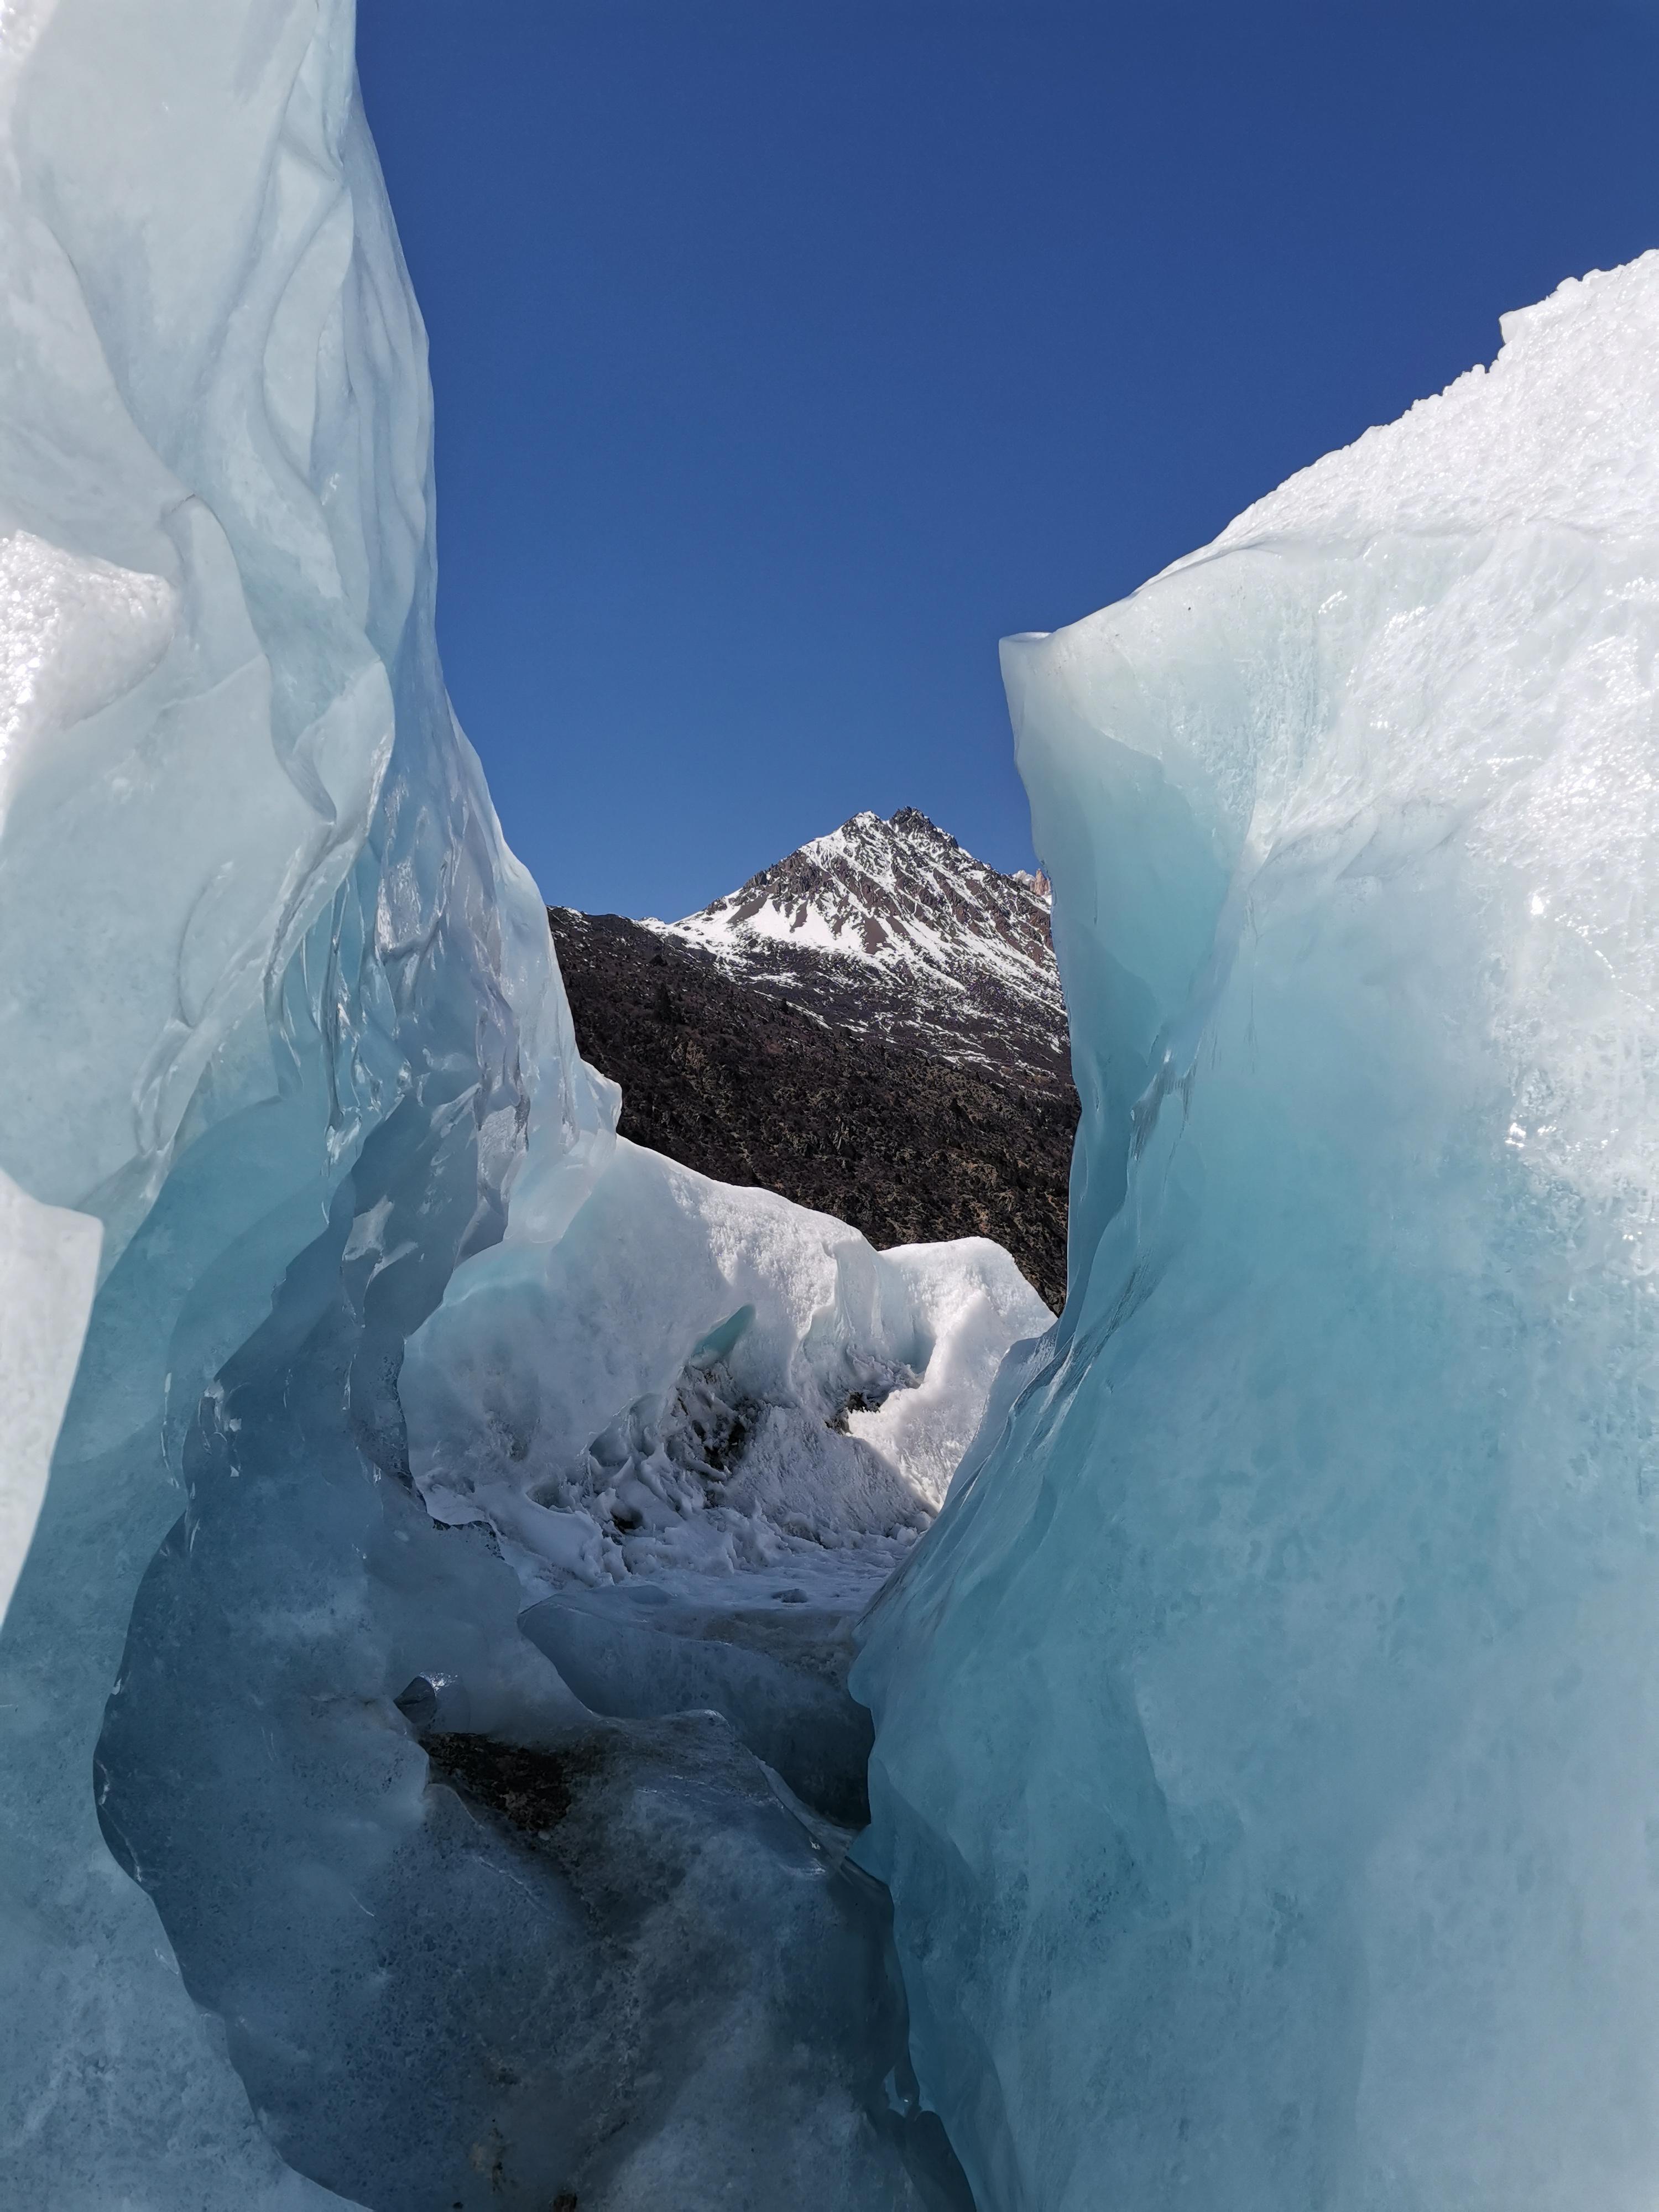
856;256;1659;2211
0;4;600;2201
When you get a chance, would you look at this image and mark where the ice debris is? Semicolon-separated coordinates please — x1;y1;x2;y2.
404;1135;1048;1602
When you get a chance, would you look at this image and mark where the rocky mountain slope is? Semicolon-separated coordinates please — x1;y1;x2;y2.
550;809;1076;1311
665;806;1070;1082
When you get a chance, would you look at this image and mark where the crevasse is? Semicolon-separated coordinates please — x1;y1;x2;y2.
855;251;1659;2210
9;7;1659;2212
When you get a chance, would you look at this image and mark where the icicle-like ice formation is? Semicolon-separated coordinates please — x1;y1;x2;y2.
857;254;1659;2210
0;8;1032;2208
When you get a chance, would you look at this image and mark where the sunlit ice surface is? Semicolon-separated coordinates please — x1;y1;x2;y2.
856;250;1659;2210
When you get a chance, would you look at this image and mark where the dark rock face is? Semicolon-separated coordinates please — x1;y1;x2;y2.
548;809;1076;1312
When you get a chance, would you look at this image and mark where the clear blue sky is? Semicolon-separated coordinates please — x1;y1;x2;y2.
356;1;1659;920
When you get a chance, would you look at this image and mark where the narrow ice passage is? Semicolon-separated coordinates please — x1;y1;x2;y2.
7;7;1659;2212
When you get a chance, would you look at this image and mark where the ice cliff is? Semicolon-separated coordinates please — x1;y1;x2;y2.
857;254;1659;2208
0;7;1038;2208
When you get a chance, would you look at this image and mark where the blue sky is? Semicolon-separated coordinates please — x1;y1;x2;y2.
357;1;1659;920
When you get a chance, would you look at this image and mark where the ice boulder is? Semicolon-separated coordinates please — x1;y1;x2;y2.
402;1134;1050;1831
856;251;1659;2212
402;1134;1050;1599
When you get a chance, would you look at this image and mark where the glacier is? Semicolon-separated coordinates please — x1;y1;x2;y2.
0;5;1037;2208
857;253;1659;2209
9;3;1659;2209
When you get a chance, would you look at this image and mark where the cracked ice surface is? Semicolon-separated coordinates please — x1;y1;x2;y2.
855;252;1659;2212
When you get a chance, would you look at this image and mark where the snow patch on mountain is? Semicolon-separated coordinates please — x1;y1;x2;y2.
649;806;1070;1086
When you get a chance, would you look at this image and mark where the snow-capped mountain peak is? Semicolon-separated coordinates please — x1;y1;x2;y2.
647;807;1068;1086
671;806;1050;971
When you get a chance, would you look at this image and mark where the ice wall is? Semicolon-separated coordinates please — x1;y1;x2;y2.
856;253;1659;2211
0;4;604;2201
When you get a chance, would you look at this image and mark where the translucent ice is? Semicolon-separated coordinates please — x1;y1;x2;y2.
857;253;1659;2211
